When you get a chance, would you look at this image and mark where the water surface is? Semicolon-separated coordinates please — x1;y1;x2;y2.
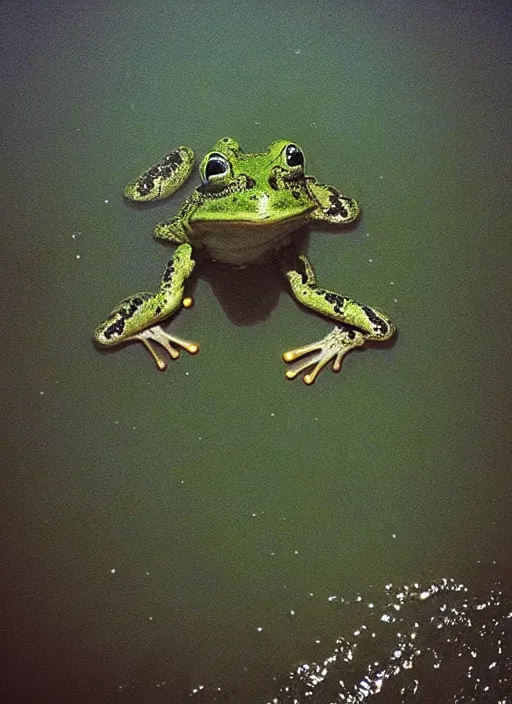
1;0;511;701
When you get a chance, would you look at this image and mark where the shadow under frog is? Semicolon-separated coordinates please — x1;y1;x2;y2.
93;138;396;384
197;228;311;328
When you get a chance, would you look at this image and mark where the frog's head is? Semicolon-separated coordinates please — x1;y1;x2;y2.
189;137;315;226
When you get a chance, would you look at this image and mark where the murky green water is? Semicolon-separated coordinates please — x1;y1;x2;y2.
1;0;511;701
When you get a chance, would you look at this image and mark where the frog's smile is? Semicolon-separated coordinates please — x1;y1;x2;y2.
94;138;395;384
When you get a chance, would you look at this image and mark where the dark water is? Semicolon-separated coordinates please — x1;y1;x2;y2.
1;0;511;702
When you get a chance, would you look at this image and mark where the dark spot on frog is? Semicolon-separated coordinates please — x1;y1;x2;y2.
103;298;144;339
136;151;185;195
326;190;349;218
104;318;125;339
137;177;154;196
362;304;389;336
166;151;183;167
162;262;175;283
324;291;346;315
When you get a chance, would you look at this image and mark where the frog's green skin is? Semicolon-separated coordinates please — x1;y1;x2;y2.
94;138;396;383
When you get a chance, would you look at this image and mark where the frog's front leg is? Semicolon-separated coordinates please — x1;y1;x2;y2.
93;243;199;370
282;254;396;384
306;178;360;225
123;147;195;202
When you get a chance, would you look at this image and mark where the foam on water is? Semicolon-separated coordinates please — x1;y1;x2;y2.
189;573;512;702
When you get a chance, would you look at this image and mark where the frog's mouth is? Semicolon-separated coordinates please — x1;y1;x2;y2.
196;208;307;225
194;172;312;224
196;174;256;199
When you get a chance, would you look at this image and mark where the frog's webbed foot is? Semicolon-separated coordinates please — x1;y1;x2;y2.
283;326;366;384
94;243;198;370
134;323;199;371
95;295;199;371
124;147;194;202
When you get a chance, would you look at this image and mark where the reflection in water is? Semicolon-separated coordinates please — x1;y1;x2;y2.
189;576;511;703
268;578;511;703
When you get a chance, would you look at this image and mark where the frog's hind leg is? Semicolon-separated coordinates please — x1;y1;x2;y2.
282;254;396;384
93;243;199;370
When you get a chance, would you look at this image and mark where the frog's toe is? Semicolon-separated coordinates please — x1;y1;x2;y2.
283;326;366;384
134;325;199;371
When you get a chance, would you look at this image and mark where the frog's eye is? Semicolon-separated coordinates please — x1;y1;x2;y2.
202;152;231;183
284;144;304;169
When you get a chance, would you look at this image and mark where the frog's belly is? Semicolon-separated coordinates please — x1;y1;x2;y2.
192;220;300;266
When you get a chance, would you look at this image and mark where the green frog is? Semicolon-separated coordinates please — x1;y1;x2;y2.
93;138;396;384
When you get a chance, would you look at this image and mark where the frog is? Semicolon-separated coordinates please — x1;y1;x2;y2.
93;138;396;384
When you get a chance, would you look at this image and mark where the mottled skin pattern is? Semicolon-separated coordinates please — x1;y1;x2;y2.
94;138;396;383
124;147;194;202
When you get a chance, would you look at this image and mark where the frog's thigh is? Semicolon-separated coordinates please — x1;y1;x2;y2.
94;243;195;346
284;255;395;341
